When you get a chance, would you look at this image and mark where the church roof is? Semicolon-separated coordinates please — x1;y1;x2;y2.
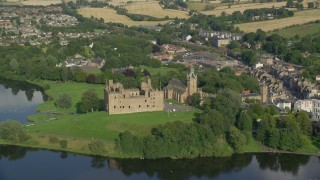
164;78;187;94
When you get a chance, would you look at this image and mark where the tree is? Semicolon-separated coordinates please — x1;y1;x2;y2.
186;93;201;107
243;32;256;44
0;120;29;143
255;29;267;42
227;126;246;153
86;74;96;84
60;66;68;82
286;0;294;7
55;93;72;109
236;111;252;132
266;128;280;148
295;3;304;10
9;58;19;73
278;115;303;151
75;71;87;82
77;90;101;113
307;2;314;8
200;109;228;135
227;40;240;50
295;111;312;136
213;89;242;125
241;49;258;66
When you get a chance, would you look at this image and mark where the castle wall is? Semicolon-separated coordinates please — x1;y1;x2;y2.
106;90;164;115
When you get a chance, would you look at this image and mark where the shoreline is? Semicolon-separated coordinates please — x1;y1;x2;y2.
1;140;320;160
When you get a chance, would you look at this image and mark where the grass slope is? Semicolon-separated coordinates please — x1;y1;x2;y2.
27;111;196;141
37;81;105;113
271;23;320;38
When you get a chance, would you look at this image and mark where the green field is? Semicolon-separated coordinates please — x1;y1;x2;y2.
139;65;178;76
271;23;320;38
36;81;105;113
29;80;195;141
27;111;196;141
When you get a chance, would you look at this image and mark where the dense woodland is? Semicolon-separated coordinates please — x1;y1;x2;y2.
116;89;313;158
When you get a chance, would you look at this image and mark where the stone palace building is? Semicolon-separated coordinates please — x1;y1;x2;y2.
105;68;202;115
104;78;164;115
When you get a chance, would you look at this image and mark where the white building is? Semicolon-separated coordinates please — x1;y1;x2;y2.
294;99;313;112
294;99;320;121
276;100;291;111
182;34;192;42
254;62;264;69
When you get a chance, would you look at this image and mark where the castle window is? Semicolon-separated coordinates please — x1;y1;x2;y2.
147;105;149;107
129;106;131;108
153;105;155;107
123;95;125;98
114;97;116;99
114;106;116;108
145;100;147;102
122;106;124;108
139;105;141;108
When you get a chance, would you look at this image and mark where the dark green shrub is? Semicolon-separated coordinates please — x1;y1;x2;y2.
59;140;68;149
88;141;106;155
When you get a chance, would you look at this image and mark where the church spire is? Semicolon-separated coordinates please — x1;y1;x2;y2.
188;67;197;79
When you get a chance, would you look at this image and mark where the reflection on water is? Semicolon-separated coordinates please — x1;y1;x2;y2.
0;145;319;180
0;79;46;123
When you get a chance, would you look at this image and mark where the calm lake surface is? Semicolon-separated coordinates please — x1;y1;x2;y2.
0;80;320;180
0;79;45;123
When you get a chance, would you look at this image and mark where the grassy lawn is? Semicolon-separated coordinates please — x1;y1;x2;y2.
26;111;196;141
37;81;105;113
23;80;197;157
139;65;178;76
243;136;263;153
271;23;320;39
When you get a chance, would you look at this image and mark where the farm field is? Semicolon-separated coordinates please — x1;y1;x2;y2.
187;0;253;11
236;9;320;32
109;0;150;6
125;1;189;18
271;23;320;38
5;0;62;5
20;0;61;5
201;2;286;15
78;7;170;27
